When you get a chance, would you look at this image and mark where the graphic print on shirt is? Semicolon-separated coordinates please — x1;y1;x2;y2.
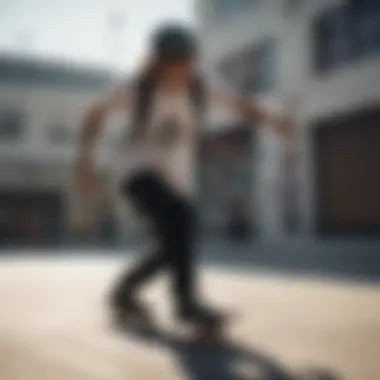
152;116;184;149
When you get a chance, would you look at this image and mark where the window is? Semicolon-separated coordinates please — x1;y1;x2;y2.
351;0;380;56
0;57;113;91
314;13;329;72
313;1;380;73
0;109;24;139
253;40;277;93
283;0;304;16
327;6;353;66
47;124;72;144
214;0;255;20
218;39;277;95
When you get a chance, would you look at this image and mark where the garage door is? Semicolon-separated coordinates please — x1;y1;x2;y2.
315;109;380;235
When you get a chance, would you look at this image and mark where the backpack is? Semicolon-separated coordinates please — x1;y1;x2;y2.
129;71;205;142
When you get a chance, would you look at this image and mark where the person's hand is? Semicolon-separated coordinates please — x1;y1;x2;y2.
75;158;97;194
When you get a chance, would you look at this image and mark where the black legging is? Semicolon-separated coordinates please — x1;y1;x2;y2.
112;170;197;310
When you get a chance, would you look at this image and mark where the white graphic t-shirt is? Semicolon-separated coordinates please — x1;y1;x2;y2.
116;85;200;199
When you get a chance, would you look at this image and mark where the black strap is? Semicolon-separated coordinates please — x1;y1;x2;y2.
189;75;205;118
130;73;155;142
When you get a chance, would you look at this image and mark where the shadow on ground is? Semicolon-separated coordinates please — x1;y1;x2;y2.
119;325;342;380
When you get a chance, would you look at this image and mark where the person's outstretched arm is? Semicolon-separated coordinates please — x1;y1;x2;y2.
208;85;293;137
75;83;130;193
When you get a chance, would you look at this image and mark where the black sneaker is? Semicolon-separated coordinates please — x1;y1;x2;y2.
111;298;152;329
177;302;225;327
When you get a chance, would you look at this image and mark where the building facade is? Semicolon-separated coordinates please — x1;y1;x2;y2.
196;0;380;239
0;54;125;246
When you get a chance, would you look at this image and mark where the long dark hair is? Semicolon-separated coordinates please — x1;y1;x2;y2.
140;24;197;77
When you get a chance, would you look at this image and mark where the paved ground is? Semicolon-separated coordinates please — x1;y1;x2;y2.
0;255;380;380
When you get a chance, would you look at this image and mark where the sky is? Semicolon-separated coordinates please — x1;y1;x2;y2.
0;0;194;72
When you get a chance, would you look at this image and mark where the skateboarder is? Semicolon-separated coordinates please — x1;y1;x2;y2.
75;23;291;332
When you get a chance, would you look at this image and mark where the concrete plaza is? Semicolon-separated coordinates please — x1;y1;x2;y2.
0;254;379;380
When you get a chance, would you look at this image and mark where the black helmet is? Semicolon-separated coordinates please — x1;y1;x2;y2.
152;23;197;62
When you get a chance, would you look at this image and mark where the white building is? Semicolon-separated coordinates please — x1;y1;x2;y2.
0;54;124;244
196;0;380;239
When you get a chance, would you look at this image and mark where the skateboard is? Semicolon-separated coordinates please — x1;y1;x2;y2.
111;307;232;343
182;311;233;342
